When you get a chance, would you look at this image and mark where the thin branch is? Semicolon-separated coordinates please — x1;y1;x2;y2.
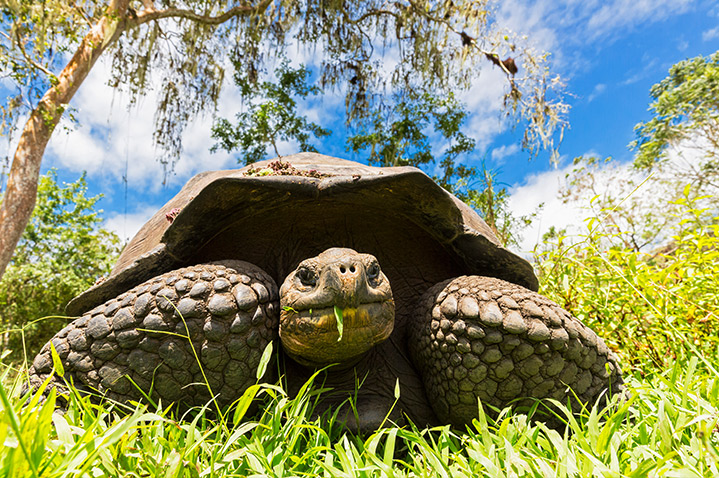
404;0;518;79
6;30;55;79
133;0;273;26
73;4;93;25
344;9;400;25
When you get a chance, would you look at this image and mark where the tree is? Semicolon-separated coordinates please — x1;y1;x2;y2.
0;0;567;282
211;60;330;165
632;51;719;194
0;170;120;363
558;153;718;256
347;89;474;171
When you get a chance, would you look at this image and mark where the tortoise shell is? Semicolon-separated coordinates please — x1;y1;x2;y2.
67;153;538;320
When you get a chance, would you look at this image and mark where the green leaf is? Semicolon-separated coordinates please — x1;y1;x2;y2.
232;384;261;424
50;341;64;377
256;341;274;380
333;306;344;342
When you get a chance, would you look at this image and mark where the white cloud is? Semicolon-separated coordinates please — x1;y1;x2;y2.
586;0;692;41
104;204;160;244
43;57;248;196
507;162;584;254
621;56;659;86
587;83;606;103
703;26;719;41
491;144;520;164
42;47;352;199
458;68;509;151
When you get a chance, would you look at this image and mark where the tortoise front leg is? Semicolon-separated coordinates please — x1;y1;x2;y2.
408;276;623;427
28;261;278;410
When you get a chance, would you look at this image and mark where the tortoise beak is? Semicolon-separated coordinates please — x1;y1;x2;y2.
321;257;368;309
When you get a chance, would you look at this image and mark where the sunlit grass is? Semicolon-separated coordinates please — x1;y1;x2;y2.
2;354;718;477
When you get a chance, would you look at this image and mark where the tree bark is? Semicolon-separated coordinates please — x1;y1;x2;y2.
0;0;131;281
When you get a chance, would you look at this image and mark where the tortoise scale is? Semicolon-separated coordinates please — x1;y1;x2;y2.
28;153;623;430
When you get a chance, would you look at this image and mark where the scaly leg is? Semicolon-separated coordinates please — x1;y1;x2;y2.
409;276;623;426
28;261;278;410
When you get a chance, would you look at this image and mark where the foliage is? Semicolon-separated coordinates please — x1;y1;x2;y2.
0;171;120;364
1;0;566;173
632;51;719;193
211;60;330;165
536;186;719;372
0;1;91;134
2;349;718;476
347;90;475;172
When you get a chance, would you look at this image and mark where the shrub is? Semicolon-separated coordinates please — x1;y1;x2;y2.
535;189;719;373
0;171;121;365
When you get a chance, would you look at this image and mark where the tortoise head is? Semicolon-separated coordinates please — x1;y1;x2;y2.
279;248;395;367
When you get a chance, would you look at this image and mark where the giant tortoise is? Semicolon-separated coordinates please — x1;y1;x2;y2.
29;152;623;430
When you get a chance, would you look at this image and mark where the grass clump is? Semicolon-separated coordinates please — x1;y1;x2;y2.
1;354;718;477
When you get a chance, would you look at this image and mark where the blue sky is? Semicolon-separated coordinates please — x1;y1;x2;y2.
5;0;719;253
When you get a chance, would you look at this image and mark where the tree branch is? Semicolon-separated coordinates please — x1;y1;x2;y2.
12;30;56;80
134;0;274;26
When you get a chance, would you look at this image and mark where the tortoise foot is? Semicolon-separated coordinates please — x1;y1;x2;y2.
409;276;623;427
28;261;279;410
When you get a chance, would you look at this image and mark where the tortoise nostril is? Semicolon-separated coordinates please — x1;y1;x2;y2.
340;266;346;274
350;265;356;273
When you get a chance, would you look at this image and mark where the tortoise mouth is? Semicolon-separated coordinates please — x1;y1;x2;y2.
279;299;394;366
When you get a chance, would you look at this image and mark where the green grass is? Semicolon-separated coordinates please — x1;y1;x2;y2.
1;354;718;477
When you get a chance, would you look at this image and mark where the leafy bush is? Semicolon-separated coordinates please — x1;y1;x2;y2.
535;187;719;372
0;171;121;365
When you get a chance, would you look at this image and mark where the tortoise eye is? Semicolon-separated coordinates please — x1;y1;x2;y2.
367;262;381;280
297;267;317;286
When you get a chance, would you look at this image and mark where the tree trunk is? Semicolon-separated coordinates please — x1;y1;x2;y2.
0;1;130;281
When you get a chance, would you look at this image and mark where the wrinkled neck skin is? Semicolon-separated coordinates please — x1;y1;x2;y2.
278;247;395;368
280;336;438;432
